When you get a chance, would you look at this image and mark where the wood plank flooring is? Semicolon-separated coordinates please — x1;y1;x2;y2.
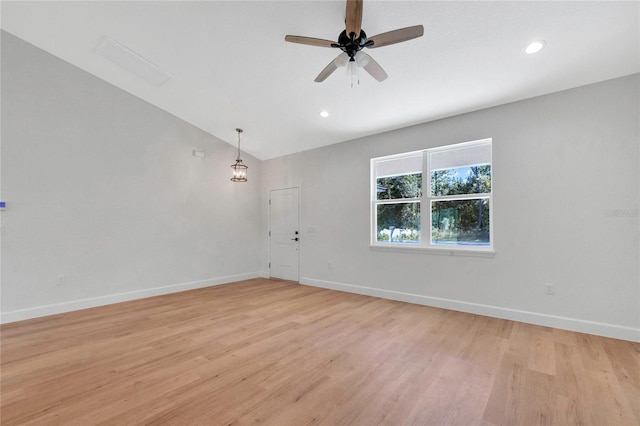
1;278;638;425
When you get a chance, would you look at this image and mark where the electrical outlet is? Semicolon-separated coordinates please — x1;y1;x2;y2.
545;283;555;295
56;275;66;286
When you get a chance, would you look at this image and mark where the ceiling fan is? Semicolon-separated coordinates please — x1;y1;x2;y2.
285;0;423;83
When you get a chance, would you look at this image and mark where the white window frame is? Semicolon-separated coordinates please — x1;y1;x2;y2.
370;138;494;256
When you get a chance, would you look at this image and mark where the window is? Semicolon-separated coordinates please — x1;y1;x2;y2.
374;153;422;243
371;139;493;253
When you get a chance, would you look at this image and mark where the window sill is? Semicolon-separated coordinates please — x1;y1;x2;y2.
369;243;495;258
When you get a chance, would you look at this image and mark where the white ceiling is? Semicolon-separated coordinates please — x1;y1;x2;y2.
2;1;638;160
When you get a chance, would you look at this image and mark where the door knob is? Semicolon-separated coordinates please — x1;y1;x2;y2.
291;237;299;241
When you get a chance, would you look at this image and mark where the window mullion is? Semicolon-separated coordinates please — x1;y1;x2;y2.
431;193;491;202
375;198;421;205
424;151;430;247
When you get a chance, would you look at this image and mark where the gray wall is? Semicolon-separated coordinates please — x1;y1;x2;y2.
262;73;640;341
1;31;263;321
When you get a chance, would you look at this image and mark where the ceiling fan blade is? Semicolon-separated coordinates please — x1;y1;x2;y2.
345;0;363;38
368;25;424;48
315;53;349;82
359;52;388;82
285;35;336;48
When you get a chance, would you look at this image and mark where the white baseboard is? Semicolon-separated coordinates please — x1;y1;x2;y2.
300;277;640;343
0;272;262;324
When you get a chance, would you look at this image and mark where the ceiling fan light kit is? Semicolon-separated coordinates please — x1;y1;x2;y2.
285;0;423;84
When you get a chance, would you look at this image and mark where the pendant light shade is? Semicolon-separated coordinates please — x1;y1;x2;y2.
231;128;248;182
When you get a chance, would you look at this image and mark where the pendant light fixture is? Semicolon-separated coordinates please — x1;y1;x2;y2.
230;128;248;182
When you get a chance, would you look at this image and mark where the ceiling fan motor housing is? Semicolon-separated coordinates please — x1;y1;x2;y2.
336;30;373;59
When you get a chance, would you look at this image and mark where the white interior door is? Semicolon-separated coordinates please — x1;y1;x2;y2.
269;187;299;281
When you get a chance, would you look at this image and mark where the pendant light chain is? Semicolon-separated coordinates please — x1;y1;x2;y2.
236;128;243;160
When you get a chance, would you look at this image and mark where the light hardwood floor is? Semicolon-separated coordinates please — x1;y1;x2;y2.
1;278;638;425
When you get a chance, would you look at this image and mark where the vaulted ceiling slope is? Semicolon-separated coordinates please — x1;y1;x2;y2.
1;1;638;160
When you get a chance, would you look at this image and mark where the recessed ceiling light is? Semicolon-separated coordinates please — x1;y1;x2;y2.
525;40;546;54
320;110;329;118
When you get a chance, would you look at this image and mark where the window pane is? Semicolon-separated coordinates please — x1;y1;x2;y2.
431;199;490;246
377;202;420;243
430;165;491;196
377;173;422;200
